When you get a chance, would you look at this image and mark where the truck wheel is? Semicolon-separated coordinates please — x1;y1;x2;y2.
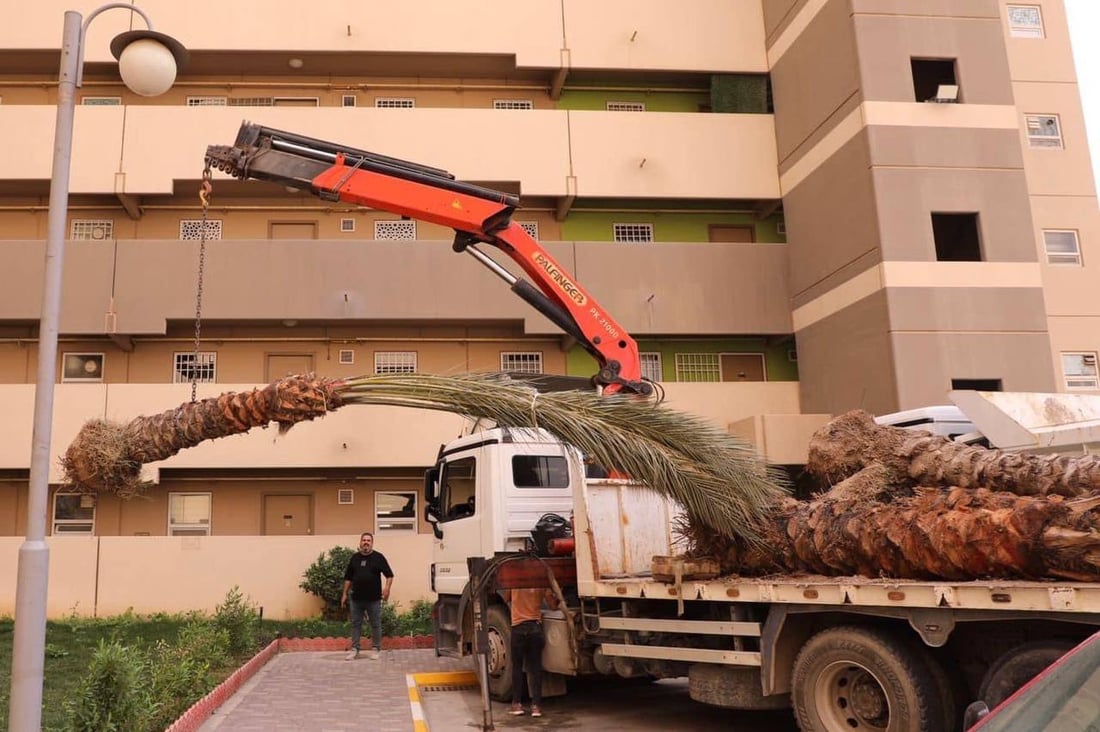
483;604;513;702
978;640;1073;711
792;626;942;732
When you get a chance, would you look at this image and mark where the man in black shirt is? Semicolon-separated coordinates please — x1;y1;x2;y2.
340;532;394;660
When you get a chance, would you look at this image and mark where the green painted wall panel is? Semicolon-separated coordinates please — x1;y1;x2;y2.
557;90;707;113
565;339;799;382
561;212;786;243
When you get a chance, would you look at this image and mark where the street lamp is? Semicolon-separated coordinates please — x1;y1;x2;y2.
8;6;186;731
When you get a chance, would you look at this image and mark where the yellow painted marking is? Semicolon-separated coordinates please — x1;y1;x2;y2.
412;671;478;686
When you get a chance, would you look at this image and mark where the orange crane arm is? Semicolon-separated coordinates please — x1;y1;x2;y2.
206;122;650;395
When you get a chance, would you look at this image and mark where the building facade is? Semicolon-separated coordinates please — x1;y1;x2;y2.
0;1;1096;612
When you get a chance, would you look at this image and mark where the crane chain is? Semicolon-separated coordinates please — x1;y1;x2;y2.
191;164;213;403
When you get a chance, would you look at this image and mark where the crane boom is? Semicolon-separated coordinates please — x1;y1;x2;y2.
205;121;651;395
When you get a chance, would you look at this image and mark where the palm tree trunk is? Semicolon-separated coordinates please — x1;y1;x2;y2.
808;409;1100;497
689;488;1100;581
62;375;342;497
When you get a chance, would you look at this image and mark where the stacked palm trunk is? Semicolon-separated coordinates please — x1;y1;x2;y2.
685;410;1100;582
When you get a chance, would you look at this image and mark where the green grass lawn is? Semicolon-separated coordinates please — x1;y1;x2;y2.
0;615;351;731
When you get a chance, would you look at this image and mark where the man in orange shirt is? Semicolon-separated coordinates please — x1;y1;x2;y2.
503;586;558;717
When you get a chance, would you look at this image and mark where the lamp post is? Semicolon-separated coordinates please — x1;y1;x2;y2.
8;6;185;730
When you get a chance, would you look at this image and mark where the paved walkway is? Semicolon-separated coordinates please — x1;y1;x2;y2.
198;648;473;732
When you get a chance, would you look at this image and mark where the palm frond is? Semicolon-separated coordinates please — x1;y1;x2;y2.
336;373;788;541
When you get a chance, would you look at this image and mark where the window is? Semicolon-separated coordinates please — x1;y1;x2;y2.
186;96;228;106
931;213;982;261
640;352;663;382
675;353;720;382
340;218;356;233
376;97;415;108
1044;230;1082;266
501;352;543;374
173;352;217;384
607;101;645;112
376;491;417;532
342;94;357;107
339;349;355;365
1026;115;1063;148
227;97;274;107
951;378;1003;391
81;96;121;105
613;223;654;244
375;351;417;374
1007;5;1044;38
52;492;94;535
494;99;534;110
439;456;476;522
338;488;355;505
180;219;222;240
512;455;569;488
168;493;212;536
70;219;113;241
374;220;416;240
911;58;959;103
518;221;540;239
271;97;319;107
1062;353;1099;390
61;353;104;382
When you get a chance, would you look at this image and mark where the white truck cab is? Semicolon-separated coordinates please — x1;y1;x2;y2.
424;427;578;596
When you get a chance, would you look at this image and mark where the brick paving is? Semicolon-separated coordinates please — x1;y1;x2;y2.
198;649;473;732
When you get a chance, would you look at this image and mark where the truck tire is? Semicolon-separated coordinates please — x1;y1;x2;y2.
791;626;943;732
978;640;1073;711
688;663;790;710
482;604;513;702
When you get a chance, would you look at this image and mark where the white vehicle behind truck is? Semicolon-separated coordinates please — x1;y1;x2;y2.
426;411;1100;732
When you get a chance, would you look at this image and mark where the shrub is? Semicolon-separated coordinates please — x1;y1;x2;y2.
299;545;355;620
64;639;148;732
396;599;433;637
143;623;230;731
215;586;259;657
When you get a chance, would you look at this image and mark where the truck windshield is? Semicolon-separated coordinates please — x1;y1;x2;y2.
512;455;569;488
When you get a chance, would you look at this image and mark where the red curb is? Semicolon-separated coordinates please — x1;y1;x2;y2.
165;635;435;730
165;639;280;732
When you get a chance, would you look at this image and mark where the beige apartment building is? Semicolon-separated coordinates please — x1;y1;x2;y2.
0;1;1097;614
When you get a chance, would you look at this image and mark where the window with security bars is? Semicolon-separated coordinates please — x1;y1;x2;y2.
168;492;211;536
173;352;217;384
186;96;228;106
375;351;417;374
227;97;274;107
607;101;645;112
1063;352;1099;389
675;353;721;382
501;352;543;374
640;352;663;382
1026;115;1063;148
613;223;654;244
180;219;222;240
1007;5;1044;38
1044;230;1082;266
52;492;94;535
493;99;534;110
518;222;539;239
375;220;416;240
70;219;113;241
376;97;415;108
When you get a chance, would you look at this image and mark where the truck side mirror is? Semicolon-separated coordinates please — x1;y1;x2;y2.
963;700;989;729
424;504;443;539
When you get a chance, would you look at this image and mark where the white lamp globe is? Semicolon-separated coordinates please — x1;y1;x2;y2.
117;38;177;96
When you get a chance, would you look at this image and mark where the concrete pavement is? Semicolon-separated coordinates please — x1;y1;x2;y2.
197;648;473;732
